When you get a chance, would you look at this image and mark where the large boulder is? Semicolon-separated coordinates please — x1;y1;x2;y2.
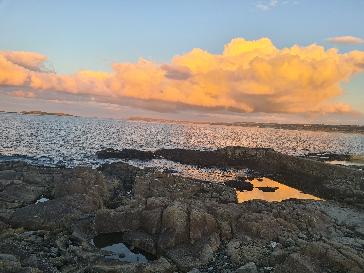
158;201;189;250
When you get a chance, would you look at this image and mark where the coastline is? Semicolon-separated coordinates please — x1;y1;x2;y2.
1;147;363;273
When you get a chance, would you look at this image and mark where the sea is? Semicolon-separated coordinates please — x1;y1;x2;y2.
1;112;363;202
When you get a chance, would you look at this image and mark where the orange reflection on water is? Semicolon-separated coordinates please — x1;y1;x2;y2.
237;177;321;203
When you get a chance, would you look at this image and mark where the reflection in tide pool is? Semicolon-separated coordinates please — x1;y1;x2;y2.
127;159;247;182
327;160;364;168
237;177;321;202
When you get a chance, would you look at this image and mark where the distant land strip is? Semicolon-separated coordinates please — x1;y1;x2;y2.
128;117;364;134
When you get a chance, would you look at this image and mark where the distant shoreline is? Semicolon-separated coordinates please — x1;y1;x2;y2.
0;110;75;117
1;111;363;134
128;117;364;134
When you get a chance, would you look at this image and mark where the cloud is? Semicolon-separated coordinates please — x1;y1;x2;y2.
161;64;192;80
327;36;364;45
1;37;364;115
0;51;48;71
256;0;278;11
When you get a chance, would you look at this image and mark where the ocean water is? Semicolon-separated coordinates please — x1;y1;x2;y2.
1;112;364;167
2;112;362;202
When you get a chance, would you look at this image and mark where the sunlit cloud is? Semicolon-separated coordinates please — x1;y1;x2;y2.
327;36;364;45
1;37;364;115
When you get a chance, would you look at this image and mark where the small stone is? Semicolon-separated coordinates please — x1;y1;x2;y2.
270;241;278;249
0;254;17;262
284;238;295;247
187;269;201;273
236;262;258;273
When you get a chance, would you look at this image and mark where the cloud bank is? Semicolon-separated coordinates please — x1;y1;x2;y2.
1;37;364;115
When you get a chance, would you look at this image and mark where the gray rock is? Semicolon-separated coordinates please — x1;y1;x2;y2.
236;262;258;273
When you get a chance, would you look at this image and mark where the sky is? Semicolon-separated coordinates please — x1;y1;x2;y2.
0;0;364;124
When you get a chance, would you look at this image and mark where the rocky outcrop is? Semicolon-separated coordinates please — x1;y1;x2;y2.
0;160;363;273
134;172;237;203
97;147;364;208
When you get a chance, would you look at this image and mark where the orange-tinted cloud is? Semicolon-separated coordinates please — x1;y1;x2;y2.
1;38;364;114
327;36;364;45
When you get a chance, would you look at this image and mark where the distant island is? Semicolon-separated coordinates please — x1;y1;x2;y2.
20;110;74;117
0;110;74;117
128;116;364;134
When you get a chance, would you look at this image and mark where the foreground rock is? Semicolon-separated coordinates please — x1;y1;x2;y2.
0;156;363;273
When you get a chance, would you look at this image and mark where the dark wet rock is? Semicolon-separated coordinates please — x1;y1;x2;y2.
96;148;155;161
256;186;278;192
236;262;258;273
98;162;143;192
225;180;254;191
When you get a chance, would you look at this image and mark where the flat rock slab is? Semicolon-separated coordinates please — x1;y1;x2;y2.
10;194;100;230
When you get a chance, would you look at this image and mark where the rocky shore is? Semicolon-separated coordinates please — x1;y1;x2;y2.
1;147;364;273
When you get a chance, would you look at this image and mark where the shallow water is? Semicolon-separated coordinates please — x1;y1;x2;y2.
0;113;363;167
93;233;148;263
236;177;321;202
35;197;49;204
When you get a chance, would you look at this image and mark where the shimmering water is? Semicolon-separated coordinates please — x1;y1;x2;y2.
1;113;363;167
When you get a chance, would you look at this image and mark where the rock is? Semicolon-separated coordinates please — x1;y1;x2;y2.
10;194;100;230
95;204;144;233
189;206;218;243
1;159;364;273
0;253;23;273
225;180;254;191
236;262;258;273
134;172;236;203
226;239;242;264
158;201;189;250
0;254;17;262
96;148;155;160
141;208;163;234
53;167;108;206
123;230;156;255
256;187;278;192
139;257;176;273
273;253;317;273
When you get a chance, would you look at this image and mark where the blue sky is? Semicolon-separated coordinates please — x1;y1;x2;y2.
1;0;364;73
0;0;363;123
